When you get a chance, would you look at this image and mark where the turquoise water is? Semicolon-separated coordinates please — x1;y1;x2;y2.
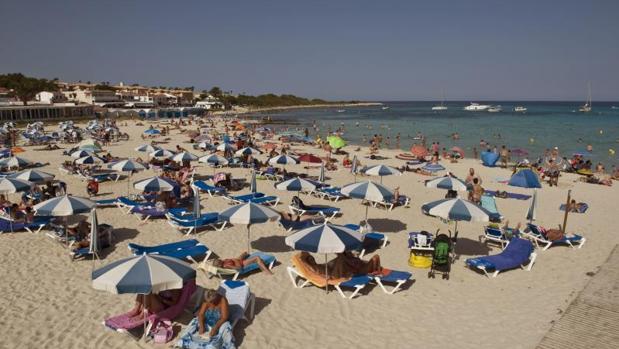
261;101;619;166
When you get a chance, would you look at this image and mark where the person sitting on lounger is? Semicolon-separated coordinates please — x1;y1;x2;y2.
176;289;234;349
468;178;484;204
212;252;273;275
127;288;182;320
329;251;383;279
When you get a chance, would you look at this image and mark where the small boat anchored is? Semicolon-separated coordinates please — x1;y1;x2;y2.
514;106;527;113
487;105;502;113
464;103;491;111
579;82;592;113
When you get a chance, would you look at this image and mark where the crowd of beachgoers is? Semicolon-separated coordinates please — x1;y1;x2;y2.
0;114;616;349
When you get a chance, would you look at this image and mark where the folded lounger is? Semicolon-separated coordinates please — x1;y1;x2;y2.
465;238;537;277
0;216;52;234
559;203;589;213
128;239;211;262
373;270;412;295
103;280;197;337
199;252;277;280
524;223;586;250
166;212;227;235
192;180;226;197
287;253;372;299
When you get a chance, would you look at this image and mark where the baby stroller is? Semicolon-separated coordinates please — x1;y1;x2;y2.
428;230;456;280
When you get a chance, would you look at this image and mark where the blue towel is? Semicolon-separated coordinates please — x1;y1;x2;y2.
485;190;532;200
559;203;588;213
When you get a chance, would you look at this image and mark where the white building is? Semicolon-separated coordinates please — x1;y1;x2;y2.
195;95;223;110
35;91;67;104
62;89;124;107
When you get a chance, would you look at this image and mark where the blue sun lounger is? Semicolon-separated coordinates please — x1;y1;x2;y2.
466;237;537;277
343;223;388;258
373;270;412;294
130;206;168;222
279;218;323;232
199;252;277;280
289;204;341;220
224;192;265;204
167;212;227;235
0;216;52;234
129;239;211;262
314;187;345;202
481;226;519;248
95;198;119;208
116;196;155;214
524;223;586;250
192;180;226;197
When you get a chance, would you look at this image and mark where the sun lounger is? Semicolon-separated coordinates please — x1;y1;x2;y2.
223;192;265;204
287;253;372;299
373;270;412;295
524;223;586;250
71;224;113;260
279;218;323;232
192;180;226;197
559;203;589;213
95;198;119;208
104;280;196;337
0;216;52;234
129;239;211;262
116;197;155;214
288;204;341;220
257;168;284;182
343;224;388;258
314;187;345;202
130;206;168;223
465;238;537;277
480;226;519;248
198;252;276;280
166;212;227;235
370;195;411;211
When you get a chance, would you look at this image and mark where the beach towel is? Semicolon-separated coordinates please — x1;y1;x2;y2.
559;203;589;213
291;253;349;287
176;318;235;349
480;195;502;222
484;190;531;200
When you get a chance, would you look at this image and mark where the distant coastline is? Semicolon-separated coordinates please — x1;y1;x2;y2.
214;102;382;116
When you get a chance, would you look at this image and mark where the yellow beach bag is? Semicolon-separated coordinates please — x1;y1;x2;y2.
408;253;432;269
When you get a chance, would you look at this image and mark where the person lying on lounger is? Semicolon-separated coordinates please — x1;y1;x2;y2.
212;252;273;275
329;251;383;279
280;211;316;222
127;288;182;320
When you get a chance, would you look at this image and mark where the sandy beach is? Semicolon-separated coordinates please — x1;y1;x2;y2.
1;118;616;349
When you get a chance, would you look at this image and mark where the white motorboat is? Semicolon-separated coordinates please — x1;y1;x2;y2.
381;106;390;110
487;105;502;113
514;106;527;112
464;102;491;111
336;109;346;113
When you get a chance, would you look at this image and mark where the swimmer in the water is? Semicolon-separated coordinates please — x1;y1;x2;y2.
587;144;593;152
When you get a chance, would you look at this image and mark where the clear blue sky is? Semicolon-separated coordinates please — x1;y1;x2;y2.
1;0;618;101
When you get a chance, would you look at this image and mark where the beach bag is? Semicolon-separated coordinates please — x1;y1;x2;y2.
152;319;173;344
408;253;432;269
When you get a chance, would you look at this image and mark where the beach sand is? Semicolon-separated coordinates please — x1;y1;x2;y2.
0;118;616;349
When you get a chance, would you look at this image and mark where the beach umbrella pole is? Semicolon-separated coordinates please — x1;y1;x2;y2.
247;225;251;252
325;254;328;294
561;190;571;234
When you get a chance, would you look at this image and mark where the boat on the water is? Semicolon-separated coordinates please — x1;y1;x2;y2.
432;91;448;111
381;106;390;110
487;105;502;113
579;82;592;113
514;106;527;112
464;103;491;111
336;109;346;113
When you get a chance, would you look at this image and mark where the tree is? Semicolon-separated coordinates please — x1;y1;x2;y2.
209;86;223;98
94;84;116;91
0;73;58;105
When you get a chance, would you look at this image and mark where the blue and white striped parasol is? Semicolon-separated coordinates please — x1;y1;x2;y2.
134;176;177;192
318;162;326;183
363;164;401;183
250;170;257;194
143;129;161;135
108;159;146;173
171;151;199;163
0;156;32;169
341;180;394;222
216;143;236;152
7;169;55;183
75;155;104;165
421;198;492;222
526;190;538;222
275;177;317;193
218;202;280;251
285;223;363;253
135;144;161;153
268;154;298;166
425;175;469;191
70;150;94;159
91;254;195;294
149;149;175;160
422;163;446;172
33;195;95;216
199;154;229;167
0;178;33;194
235;147;262;156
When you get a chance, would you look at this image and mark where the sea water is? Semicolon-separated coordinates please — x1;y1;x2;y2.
263;101;619;167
